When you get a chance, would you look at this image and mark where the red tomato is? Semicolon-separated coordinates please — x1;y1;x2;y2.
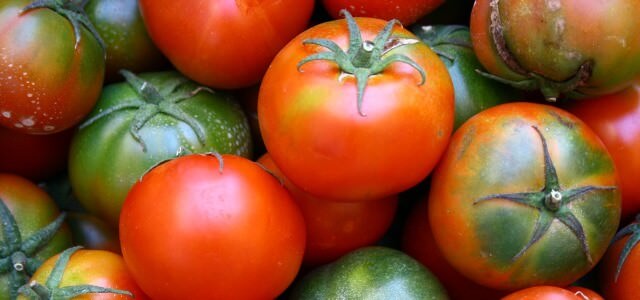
119;154;306;300
258;153;397;266
322;0;445;25
502;286;602;300
138;0;314;89
0;126;72;181
0;0;104;134
565;83;640;222
600;217;640;300
258;13;454;201
21;247;148;299
566;286;604;300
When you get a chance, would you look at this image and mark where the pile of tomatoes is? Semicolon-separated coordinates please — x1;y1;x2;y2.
1;0;640;299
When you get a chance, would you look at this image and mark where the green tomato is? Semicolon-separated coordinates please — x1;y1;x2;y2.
68;71;252;228
290;246;449;300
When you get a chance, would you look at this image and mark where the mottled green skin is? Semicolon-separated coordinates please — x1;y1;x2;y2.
68;71;252;228
412;25;520;130
290;247;449;300
86;0;167;82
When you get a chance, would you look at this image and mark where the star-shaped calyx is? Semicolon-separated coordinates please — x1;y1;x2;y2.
0;199;66;300
21;0;104;51
79;70;213;152
297;10;426;117
17;246;132;299
474;126;616;263
611;215;640;281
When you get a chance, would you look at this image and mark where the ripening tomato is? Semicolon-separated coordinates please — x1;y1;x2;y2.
138;0;314;89
259;12;454;201
0;0;104;134
503;286;603;300
119;154;306;300
258;154;397;266
429;102;620;290
565;83;640;223
322;0;445;25
600;216;640;300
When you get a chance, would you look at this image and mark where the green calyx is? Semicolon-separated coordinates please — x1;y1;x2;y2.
21;0;105;51
0;199;67;300
474;126;616;263
481;0;593;101
297;10;426;117
413;25;472;62
79;70;214;152
17;246;133;300
611;215;640;282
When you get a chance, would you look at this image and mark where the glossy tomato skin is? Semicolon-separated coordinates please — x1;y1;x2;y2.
138;0;314;89
119;154;306;300
402;196;508;300
86;0;167;82
258;154;397;267
23;249;148;300
0;0;104;134
502;286;601;300
322;0;444;25
0;126;73;181
565;83;640;223
429;102;620;290
0;174;72;299
259;17;454;202
470;0;640;98
69;71;252;228
600;228;640;299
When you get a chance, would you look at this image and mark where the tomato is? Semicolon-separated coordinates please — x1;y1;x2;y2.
411;25;520;129
258;154;397;267
0;0;104;134
18;247;147;299
502;286;603;300
565;83;640;223
86;0;167;82
259;12;454;201
600;216;640;299
68;71;252;228
138;0;314;89
0;174;72;300
566;286;604;300
321;0;444;25
119;154;306;300
290;246;449;299
429;102;620;290
0;126;72;181
470;0;640;101
402;195;508;300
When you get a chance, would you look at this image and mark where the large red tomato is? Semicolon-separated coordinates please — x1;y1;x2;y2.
138;0;314;89
258;12;454;201
429;102;620;290
565;83;640;222
0;0;104;134
258;154;397;267
119;154;306;300
321;0;445;25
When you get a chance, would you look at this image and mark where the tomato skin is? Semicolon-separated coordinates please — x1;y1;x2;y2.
0;0;104;134
402;196;508;300
0;174;72;299
470;0;640;98
22;249;148;300
321;0;444;25
600;231;640;299
565;286;604;300
86;0;167;82
258;154;397;266
428;102;620;290
565;83;640;222
119;154;306;300
0;126;72;181
68;71;252;228
138;0;314;89
502;286;598;300
259;17;454;201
